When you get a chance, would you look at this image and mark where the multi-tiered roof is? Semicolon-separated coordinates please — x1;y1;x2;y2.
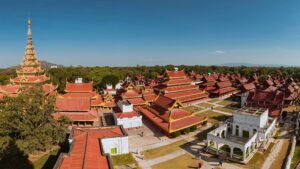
11;18;50;85
154;68;208;104
0;18;57;98
139;95;207;135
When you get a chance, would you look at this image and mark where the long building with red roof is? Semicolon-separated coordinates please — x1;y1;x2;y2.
154;68;208;105
54;126;128;169
139;95;207;136
53;79;104;126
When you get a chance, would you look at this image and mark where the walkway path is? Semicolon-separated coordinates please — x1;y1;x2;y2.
147;150;186;166
262;115;293;169
132;98;240;169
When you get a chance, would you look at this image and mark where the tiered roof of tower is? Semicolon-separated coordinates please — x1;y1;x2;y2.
11;18;49;85
154;68;208;104
0;18;57;98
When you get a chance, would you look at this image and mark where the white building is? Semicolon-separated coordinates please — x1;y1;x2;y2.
206;107;276;163
101;134;129;155
113;100;143;129
104;84;116;95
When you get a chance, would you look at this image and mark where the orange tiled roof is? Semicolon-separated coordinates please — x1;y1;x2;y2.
53;111;97;121
127;98;146;105
11;75;49;83
65;82;93;93
58;126;126;169
166;70;186;78
56;97;91;111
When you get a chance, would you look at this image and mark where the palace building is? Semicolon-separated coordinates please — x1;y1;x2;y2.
53;78;103;126
0;18;57;98
210;76;238;98
139;95;207;136
154;68;208;105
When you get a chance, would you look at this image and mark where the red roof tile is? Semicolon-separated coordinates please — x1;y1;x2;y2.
242;83;256;91
127;98;146;105
56;97;91;111
65;82;93;93
58;126;126;169
53;111;97;121
166;70;186;78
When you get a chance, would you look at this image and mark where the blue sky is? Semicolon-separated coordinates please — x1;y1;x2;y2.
0;0;300;67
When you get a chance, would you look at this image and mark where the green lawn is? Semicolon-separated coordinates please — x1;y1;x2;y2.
197;102;214;108
291;144;300;169
33;148;60;169
214;106;236;113
182;106;203;113
208;99;220;103
142;140;187;160
111;153;139;169
217;100;234;106
152;153;200;169
196;110;230;124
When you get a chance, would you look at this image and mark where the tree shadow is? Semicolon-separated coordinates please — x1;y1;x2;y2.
41;136;69;169
0;141;33;169
211;115;230;122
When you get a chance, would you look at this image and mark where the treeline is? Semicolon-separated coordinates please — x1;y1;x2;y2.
1;65;300;93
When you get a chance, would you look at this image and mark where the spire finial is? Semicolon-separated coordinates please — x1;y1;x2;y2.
27;17;32;37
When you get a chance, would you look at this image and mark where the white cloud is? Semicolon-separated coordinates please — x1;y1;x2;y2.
214;50;225;54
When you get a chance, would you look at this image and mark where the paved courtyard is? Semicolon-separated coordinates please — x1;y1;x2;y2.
126;98;295;169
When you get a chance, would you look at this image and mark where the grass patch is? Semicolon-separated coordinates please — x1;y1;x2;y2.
214;106;236;113
182;106;203;113
197;102;214;108
152;153;200;169
196;110;230;124
33;148;60;169
111;153;139;169
217;100;234;106
142;140;187;160
283;105;300;113
208;99;220;103
291;143;300;169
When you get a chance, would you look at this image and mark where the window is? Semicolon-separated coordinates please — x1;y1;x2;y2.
111;148;117;155
235;125;239;136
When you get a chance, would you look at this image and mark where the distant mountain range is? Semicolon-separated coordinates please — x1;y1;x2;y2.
220;62;299;67
4;61;298;69
8;60;64;69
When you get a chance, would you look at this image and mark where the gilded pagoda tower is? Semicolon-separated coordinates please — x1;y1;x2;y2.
11;18;49;85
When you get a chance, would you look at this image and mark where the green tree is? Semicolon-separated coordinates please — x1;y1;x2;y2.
100;75;120;88
0;86;67;157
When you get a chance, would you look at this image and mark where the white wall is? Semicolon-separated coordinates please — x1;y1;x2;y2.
117;101;133;113
241;92;249;107
117;116;142;129
233;109;268;128
101;136;129;155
